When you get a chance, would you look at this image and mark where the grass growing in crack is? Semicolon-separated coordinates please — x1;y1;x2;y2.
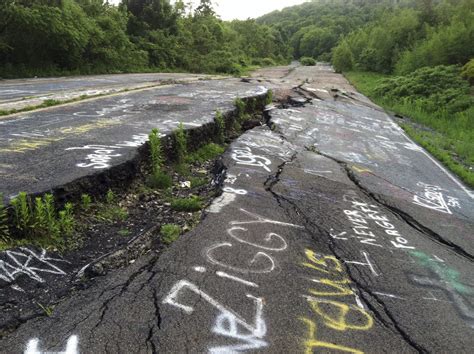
185;143;225;164
170;196;203;212
175;122;188;163
0;194;10;242
160;224;181;245
215;110;226;144
36;302;54;317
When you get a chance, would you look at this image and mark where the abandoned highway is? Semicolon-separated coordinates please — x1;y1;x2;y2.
1;64;473;353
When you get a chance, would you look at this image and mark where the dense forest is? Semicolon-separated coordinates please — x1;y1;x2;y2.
0;0;292;78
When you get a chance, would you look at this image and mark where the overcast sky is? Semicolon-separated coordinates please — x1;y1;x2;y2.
108;0;310;20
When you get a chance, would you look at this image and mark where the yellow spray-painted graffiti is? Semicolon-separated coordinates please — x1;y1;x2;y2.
300;318;364;354
303;249;343;274
307;297;373;331
300;248;374;353
1;119;119;153
308;278;353;297
0;137;63;153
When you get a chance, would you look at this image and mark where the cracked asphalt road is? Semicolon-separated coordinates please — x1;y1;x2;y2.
1;65;474;353
0;78;266;200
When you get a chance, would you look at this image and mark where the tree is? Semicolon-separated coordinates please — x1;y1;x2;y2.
332;41;353;72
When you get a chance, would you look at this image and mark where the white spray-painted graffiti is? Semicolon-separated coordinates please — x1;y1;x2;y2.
163;207;303;352
413;182;461;215
163;280;267;353
0;248;68;285
25;335;78;354
336;192;415;250
66;134;149;169
231;147;272;173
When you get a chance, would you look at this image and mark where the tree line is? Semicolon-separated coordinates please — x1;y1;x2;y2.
0;0;291;78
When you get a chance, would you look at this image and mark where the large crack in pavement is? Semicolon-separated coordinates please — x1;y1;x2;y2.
264;151;428;353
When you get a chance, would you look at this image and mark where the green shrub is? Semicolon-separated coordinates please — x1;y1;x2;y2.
262;57;276;67
300;57;317;66
160;224;181;245
11;192;32;236
373;65;472;113
171;196;203;212
461;59;474;85
332;41;353;72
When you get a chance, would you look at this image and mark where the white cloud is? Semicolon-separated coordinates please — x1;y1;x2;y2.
107;0;310;21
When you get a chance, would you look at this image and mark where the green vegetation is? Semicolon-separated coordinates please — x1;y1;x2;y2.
345;70;474;187
175;122;187;163
0;195;10;242
300;57;316;66
170;195;203;212
96;190;128;223
160;223;181;245
0;0;291;79
147;127;173;189
118;228;131;237
189;177;208;189
289;0;474;186
80;194;92;211
234;98;246;121
185;143;225;164
215;110;226;144
5;192;76;246
149;128;164;174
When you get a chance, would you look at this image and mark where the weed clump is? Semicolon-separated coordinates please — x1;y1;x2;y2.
160;224;181;245
171;196;203;212
96;189;128;223
185;143;225;164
